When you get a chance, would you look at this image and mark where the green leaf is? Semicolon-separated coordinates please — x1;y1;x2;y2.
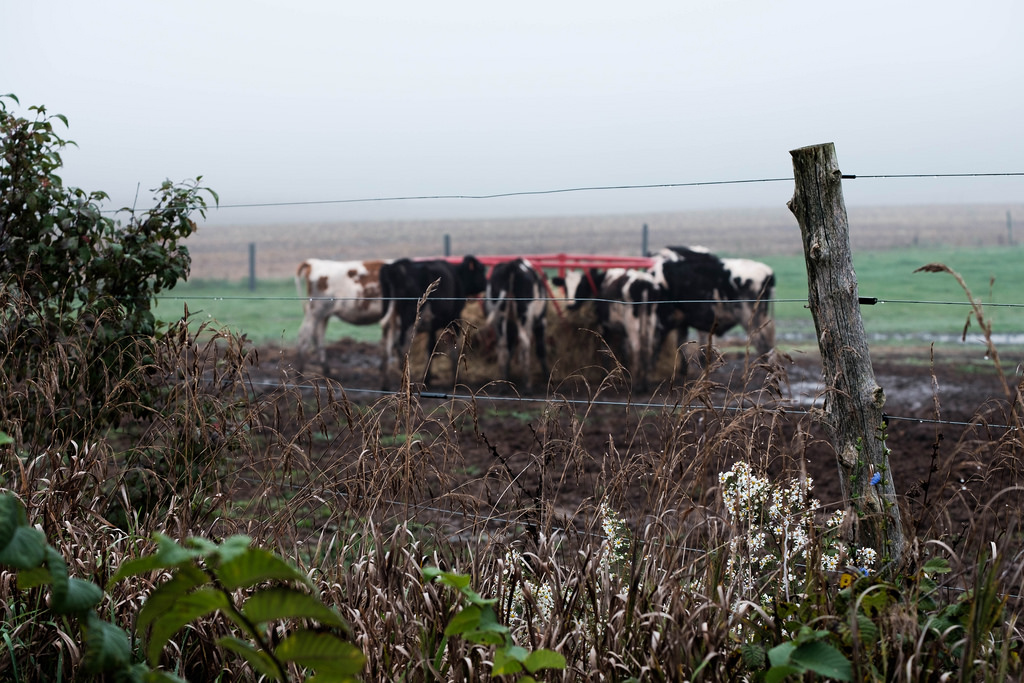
52;577;104;614
82;612;133;674
274;630;365;676
740;642;766;669
922;557;952;576
137;564;208;633
0;494;23;551
306;673;361;683
523;648;567;673
109;534;202;586
141;671;189;683
146;587;229;665
493;647;525;675
426;568;471;591
141;669;190;683
0;524;47;569
16;566;52;590
767;641;797;669
217;636;282;679
854;613;879;644
242;586;347;629
0;432;12;446
790;641;852;681
44;546;70;607
501;645;529;663
449;604;508;646
216;547;311;590
212;535;252;564
444;605;483;637
765;664;803;683
185;536;219;556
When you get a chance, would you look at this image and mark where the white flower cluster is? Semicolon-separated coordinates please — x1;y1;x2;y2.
502;548;555;622
500;503;631;633
597;502;628;570
719;461;869;602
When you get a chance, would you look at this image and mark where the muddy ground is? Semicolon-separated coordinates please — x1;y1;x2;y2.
248;325;1022;546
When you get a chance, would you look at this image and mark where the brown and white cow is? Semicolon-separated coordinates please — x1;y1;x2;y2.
295;258;387;366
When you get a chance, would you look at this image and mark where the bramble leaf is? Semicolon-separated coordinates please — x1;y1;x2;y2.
275;630;365;676
216;546;311;590
242;586;348;629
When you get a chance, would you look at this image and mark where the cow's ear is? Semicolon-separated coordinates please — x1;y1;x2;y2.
551;276;565;287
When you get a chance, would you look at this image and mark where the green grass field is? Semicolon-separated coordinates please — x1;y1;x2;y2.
155;245;1024;348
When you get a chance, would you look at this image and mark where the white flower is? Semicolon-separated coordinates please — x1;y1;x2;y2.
856;547;878;568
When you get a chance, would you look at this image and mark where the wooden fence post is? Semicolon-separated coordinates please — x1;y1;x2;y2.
788;142;906;571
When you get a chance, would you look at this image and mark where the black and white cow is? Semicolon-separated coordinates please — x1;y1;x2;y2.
654;246;776;356
484;258;549;391
378;255;488;389
555;266;660;389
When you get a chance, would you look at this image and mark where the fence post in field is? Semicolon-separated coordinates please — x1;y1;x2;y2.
248;242;256;291
788;142;906;571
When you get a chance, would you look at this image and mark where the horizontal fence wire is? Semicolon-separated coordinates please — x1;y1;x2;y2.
242;377;1021;433
104;170;1024;214
161;293;1024;309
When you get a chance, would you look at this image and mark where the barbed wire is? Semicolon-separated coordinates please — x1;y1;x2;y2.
243;378;1021;432
159;293;1024;309
103;170;1024;214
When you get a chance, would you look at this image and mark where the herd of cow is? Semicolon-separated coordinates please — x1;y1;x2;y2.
295;247;776;391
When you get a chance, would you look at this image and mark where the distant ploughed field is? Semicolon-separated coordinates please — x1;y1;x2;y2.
186;204;1022;281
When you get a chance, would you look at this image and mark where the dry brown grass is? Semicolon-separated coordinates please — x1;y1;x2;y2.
3;294;1024;680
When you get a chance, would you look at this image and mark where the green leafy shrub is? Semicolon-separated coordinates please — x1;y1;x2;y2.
0;489;364;681
424;566;565;681
0;93;217;444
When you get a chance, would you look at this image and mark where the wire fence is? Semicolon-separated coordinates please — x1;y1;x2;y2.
178;171;1023;595
163;170;1024;434
113;171;1024;214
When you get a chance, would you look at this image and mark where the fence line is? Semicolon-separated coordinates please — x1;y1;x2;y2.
98;170;1024;215
241;378;1022;433
161;293;1024;310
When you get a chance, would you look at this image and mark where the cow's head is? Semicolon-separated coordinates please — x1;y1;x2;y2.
552;268;604;310
458;255;488;296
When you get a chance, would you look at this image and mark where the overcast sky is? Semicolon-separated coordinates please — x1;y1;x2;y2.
5;1;1022;224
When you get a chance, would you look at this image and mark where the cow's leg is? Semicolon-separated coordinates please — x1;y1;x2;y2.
618;309;643;389
514;318;532;391
533;315;549;381
639;307;656;391
674;324;692;385
313;313;330;365
295;304;321;370
421;324;440;387
495;315;512;384
380;308;411;391
379;315;396;390
748;302;776;356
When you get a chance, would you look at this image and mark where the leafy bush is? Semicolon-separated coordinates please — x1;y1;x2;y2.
0;490;364;681
0;93;217;443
